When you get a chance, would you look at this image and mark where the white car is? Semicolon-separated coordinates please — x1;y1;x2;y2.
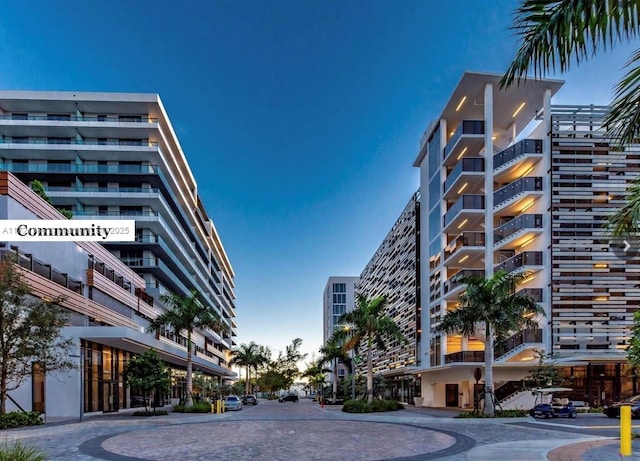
224;395;243;411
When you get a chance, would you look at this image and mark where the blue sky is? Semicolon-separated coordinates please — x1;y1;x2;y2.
0;0;634;363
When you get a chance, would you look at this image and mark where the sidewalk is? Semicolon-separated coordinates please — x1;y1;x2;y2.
548;439;640;461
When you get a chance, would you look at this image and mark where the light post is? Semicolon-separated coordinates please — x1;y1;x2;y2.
351;348;356;400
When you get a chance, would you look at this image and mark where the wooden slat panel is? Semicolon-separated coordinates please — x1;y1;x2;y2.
88;269;157;320
18;267;138;330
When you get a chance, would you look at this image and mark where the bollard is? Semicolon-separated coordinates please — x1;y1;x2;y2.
621;405;632;456
211;403;216;414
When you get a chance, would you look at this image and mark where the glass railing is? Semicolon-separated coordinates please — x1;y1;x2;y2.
444;195;484;227
0;138;158;147
0;114;158;123
444;120;484;158
518;288;543;303
45;186;159;194
494;214;543;244
444;158;484;192
0;163;160;174
445;351;484;364
494;251;543;273
495;329;543;359
74;210;159;217
494;139;543;170
444;269;485;293
494;177;543;207
445;232;485;259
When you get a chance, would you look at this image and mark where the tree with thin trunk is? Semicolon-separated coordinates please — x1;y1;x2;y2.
435;270;544;415
319;336;351;403
301;359;330;400
231;342;266;394
501;0;640;236
147;289;226;408
123;349;170;414
334;294;405;404
0;256;75;414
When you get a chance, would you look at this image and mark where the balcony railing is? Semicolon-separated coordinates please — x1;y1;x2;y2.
518;288;543;303
493;139;543;170
495;329;543;359
0;162;160;174
444;195;485;227
494;177;543;207
444;158;485;192
0;138;158;147
45;186;159;194
74;210;159;217
444;120;485;158
494;214;543;244
444;269;485;293
444;329;543;363
445;232;485;259
0;114;158;123
494;251;543;273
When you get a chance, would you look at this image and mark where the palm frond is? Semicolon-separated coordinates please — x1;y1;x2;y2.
501;0;639;88
604;48;640;147
607;175;640;237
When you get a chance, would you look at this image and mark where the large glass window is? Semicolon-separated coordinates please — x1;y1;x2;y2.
333;283;346;293
333;293;346;304
428;172;441;210
429;204;441;243
428;126;441;179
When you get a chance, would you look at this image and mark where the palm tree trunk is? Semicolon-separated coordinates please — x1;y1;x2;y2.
185;330;194;408
483;323;495;415
246;366;250;395
332;360;337;403
366;339;373;404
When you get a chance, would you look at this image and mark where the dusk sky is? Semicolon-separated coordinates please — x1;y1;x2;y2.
0;0;635;363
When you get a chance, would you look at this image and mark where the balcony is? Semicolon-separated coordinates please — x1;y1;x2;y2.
0;114;158;123
0;162;160;175
444;269;485;299
493;177;543;215
442;120;485;166
493;139;543;183
518;288;543;303
493;214;544;250
0;138;158;147
494;251;543;274
443;195;485;233
443;158;485;200
444;232;485;268
444;351;484;364
443;329;543;363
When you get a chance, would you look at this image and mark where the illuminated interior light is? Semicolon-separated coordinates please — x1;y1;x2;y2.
457;146;468;160
459;255;469;263
513;102;526;118
519;236;535;248
520;166;534;178
455;96;467;112
457;218;468;229
520;200;535;213
492;135;497;140
594;296;608;301
458;183;468;194
593;263;608;268
520;355;535;361
521;275;535;284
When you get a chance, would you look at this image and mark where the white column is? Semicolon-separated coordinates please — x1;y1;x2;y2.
542;88;553;354
484;83;494;274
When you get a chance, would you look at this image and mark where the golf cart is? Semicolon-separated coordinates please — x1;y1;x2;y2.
529;387;577;419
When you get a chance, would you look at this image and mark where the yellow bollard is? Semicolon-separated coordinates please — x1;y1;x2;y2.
621;405;632;456
210;403;216;414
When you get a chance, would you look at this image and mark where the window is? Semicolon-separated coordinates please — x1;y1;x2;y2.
332;304;346;315
333;293;346;304
12;113;28;120
333;283;346;293
338;369;345;376
47;114;70;121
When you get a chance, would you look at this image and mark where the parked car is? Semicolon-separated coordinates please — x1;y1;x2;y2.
529;387;577;419
307;393;316;400
242;394;258;405
604;395;640;418
278;394;299;403
224;395;243;411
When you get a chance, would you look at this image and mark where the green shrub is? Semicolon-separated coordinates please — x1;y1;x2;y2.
183;402;211;413
342;399;403;413
455;409;529;418
173;404;185;413
0;440;46;461
0;411;43;429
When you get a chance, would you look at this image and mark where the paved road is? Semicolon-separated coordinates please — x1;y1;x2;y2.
0;399;617;460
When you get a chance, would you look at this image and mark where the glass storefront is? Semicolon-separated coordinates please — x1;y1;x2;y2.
558;363;634;406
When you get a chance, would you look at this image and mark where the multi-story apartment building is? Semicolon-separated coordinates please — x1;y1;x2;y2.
354;192;421;402
0;91;237;416
323;276;359;384
412;72;640;408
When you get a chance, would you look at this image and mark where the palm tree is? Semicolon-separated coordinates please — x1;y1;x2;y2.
500;0;640;235
434;270;544;415
334;294;405;404
301;359;330;400
231;342;265;395
319;336;351;403
147;289;227;408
